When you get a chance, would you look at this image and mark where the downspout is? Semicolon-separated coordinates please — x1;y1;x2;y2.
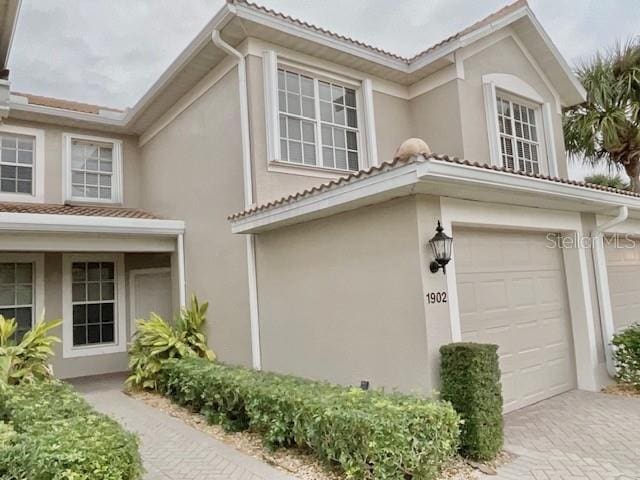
592;205;628;377
212;30;262;370
178;233;186;308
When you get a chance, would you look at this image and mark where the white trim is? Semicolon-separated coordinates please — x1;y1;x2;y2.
62;253;127;358
0;211;184;235
482;81;500;167
263;49;280;162
407;64;458;99
177;233;186;308
440;197;599;391
482;75;556;175
62;132;123;204
0;252;44;332
231;156;640;234
361;78;378;167
128;267;171;338
0;124;45;203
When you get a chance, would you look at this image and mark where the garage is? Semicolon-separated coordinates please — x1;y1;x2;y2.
606;238;640;332
454;228;577;412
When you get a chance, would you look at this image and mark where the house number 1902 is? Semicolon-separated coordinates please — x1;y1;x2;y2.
426;291;447;304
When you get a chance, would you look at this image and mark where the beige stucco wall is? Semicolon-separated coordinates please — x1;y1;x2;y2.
255;196;435;392
372;91;412;163
1;118;142;207
138;68;253;367
38;252;169;379
458;36;568;177
409;80;465;158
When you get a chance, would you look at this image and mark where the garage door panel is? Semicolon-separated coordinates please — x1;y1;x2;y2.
456;228;576;412
606;239;640;331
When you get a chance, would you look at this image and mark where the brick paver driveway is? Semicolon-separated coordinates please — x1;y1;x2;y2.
72;374;296;480
493;390;639;480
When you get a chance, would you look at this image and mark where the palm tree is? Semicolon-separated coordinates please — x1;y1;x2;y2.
564;39;640;191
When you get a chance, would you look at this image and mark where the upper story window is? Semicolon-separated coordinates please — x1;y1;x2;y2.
63;133;122;204
278;68;360;171
482;73;557;177
496;96;540;174
0;125;45;203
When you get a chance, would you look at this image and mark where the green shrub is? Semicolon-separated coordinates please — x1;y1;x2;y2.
440;343;503;460
158;358;459;480
127;295;215;390
0;381;142;480
0;314;61;385
612;323;640;390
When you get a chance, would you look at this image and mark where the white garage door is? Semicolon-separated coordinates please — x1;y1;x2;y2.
455;228;576;412
606;238;640;332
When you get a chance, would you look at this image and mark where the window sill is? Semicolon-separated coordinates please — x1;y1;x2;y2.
62;342;126;359
267;160;356;179
0;192;43;204
64;199;123;207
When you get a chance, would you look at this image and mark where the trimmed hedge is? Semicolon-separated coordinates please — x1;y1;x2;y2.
612;323;640;390
158;357;460;480
440;343;503;460
0;382;142;480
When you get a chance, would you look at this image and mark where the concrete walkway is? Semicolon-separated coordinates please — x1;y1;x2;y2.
493;390;640;480
72;374;297;480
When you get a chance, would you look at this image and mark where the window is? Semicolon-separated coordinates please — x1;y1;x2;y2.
0;126;44;203
496;96;540;174
278;68;360;171
62;254;125;358
0;263;33;342
0;134;34;195
71;262;115;346
63;134;122;203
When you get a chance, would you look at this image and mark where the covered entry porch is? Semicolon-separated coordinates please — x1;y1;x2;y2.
0;204;185;378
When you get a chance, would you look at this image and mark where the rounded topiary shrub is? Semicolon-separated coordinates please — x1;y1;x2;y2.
440;342;503;460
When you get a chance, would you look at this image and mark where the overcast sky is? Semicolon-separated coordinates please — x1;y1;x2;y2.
7;0;639;178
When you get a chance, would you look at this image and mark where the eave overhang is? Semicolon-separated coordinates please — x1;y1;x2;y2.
230;156;640;234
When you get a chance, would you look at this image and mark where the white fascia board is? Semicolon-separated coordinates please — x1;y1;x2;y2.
230;164;421;233
123;4;237;127
8;101;128;127
416;160;640;210
0;212;185;235
233;3;410;73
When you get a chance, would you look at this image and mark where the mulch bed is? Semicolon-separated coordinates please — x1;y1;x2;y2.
601;383;640;398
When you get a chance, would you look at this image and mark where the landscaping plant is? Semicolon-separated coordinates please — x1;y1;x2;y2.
0;314;61;385
440;342;503;461
612;323;640;390
158;357;460;480
0;381;142;480
127;295;215;389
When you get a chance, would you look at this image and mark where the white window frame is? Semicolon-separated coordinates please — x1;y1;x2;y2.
263;50;378;176
482;73;558;177
62;253;126;358
62;133;123;204
0;253;45;336
0;125;45;203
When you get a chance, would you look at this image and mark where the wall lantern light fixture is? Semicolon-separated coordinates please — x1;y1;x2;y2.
428;221;453;274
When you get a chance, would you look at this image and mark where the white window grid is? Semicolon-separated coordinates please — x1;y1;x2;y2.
0;262;34;342
497;96;540;174
71;261;116;347
0;133;34;195
278;67;360;172
71;140;114;201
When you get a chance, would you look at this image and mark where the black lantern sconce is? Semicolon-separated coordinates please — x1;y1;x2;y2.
428;221;453;274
